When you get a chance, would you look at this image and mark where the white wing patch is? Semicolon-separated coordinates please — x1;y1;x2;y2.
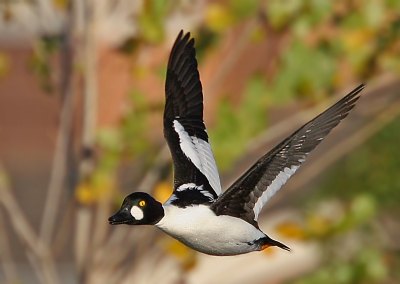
177;183;215;200
176;183;198;191
164;183;216;205
253;165;299;220
173;120;222;195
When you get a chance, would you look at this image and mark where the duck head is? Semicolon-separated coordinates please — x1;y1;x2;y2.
108;192;164;225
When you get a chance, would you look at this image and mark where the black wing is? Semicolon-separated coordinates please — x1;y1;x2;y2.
164;31;222;207
211;84;365;226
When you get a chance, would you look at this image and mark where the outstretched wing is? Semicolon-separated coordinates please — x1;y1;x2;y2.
211;84;365;226
163;31;222;206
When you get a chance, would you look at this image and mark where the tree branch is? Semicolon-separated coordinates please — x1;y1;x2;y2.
0;167;60;284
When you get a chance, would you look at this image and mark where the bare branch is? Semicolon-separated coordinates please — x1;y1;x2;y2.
0;167;60;284
0;209;19;283
39;18;75;244
75;207;92;275
74;0;100;280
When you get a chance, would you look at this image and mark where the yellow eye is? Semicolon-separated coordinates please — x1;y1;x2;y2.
139;200;146;207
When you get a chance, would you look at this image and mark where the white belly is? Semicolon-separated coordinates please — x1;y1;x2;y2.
155;205;265;256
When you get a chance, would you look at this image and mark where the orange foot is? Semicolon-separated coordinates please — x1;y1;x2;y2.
261;243;271;250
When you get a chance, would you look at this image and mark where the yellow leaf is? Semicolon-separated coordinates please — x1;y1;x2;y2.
275;221;306;240
132;65;148;79
342;29;373;51
0;52;10;78
306;214;332;237
205;3;234;32
53;0;69;10
75;174;115;205
154;181;172;203
162;237;197;271
75;181;96;205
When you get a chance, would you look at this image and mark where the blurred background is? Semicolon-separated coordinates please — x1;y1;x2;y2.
0;0;399;283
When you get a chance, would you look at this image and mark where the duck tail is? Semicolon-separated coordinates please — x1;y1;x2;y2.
259;236;291;252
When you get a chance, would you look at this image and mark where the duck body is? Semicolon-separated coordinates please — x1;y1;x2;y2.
156;204;266;256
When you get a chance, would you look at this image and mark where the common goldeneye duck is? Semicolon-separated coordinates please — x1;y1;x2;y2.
108;30;365;256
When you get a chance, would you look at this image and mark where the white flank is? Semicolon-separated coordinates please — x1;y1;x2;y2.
173;120;222;195
253;165;299;220
130;206;144;220
156;205;265;255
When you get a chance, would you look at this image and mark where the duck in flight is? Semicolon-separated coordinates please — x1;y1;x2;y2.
108;30;365;256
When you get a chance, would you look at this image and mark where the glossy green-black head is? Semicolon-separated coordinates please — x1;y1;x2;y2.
108;192;164;225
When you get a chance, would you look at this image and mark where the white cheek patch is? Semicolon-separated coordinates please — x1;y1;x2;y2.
130;206;144;220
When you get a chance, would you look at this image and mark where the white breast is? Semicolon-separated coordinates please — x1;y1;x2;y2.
155;205;265;255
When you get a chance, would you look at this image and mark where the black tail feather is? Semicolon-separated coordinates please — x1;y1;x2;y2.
258;236;291;252
269;238;291;251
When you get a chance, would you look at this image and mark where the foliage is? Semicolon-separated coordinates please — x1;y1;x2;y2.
74;87;158;206
0;52;10;78
205;0;258;32
206;0;400;171
285;117;400;283
97;88;156;162
138;0;172;43
210;76;269;170
293;248;388;284
311;116;400;208
29;35;61;93
270;40;336;101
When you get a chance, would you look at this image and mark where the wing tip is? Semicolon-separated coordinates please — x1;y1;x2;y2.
331;83;365;116
346;83;366;101
356;83;366;92
168;30;195;67
175;30;192;47
347;83;366;96
343;83;366;110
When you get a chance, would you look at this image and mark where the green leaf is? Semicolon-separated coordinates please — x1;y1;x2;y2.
138;0;172;43
229;0;258;20
121;89;152;156
272;40;336;101
210;76;269;171
309;116;400;208
362;0;385;29
266;0;303;29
